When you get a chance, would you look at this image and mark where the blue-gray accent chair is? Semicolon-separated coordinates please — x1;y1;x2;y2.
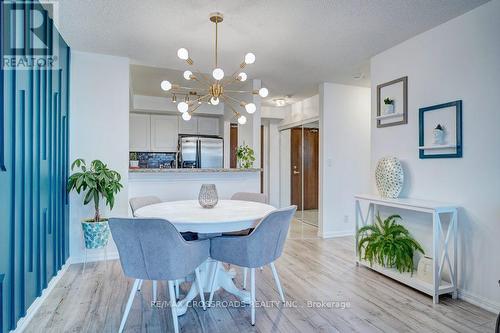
208;206;297;325
129;196;162;215
129;196;163;299
129;196;197;300
225;192;269;288
109;218;210;333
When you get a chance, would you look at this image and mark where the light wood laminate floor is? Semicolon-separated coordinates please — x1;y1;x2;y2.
25;237;496;333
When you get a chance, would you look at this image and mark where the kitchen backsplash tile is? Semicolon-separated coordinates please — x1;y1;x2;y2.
130;152;177;169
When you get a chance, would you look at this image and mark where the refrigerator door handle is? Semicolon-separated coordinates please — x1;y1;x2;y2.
197;139;201;168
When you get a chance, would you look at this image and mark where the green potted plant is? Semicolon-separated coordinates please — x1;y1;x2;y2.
383;97;394;114
129;152;139;168
67;159;123;249
357;213;424;273
236;144;256;169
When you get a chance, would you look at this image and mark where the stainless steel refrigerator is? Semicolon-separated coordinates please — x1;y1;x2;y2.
178;135;224;168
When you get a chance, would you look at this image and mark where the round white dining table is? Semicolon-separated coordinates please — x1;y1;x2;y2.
134;199;276;233
134;199;276;316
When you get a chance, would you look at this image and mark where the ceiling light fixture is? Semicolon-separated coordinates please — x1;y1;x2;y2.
275;99;286;107
160;12;269;123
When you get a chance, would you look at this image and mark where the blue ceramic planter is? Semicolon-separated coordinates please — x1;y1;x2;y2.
81;221;110;249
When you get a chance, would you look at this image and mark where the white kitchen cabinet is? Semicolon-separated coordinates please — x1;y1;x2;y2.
130;113;151;152
197;116;220;136
178;116;198;134
150;114;179;152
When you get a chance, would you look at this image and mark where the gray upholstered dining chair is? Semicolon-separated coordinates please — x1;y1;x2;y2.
109;218;210;333
129;196;162;300
129;196;196;300
226;192;268;289
129;196;162;216
230;192;268;203
208;206;297;326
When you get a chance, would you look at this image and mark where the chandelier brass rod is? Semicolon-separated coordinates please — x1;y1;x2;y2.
222;94;245;105
215;21;218;68
190;93;211;104
221;96;240;116
173;85;209;91
191;65;213;86
221;67;242;86
223;89;254;94
188;101;203;114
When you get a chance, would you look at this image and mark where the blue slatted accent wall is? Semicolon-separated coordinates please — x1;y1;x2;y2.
0;1;70;331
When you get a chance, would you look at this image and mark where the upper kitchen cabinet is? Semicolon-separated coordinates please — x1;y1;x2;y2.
197;116;220;136
151;114;179;152
130;113;151;152
179;116;198;134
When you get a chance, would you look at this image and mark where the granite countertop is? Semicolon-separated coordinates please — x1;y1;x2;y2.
129;168;261;173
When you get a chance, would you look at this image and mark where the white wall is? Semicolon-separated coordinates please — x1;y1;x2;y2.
281;95;319;127
279;129;291;208
319;83;371;238
69;51;130;262
370;0;500;311
238;79;262;168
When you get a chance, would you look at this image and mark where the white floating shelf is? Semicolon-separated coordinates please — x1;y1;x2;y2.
419;144;456;150
357;260;454;296
376;112;404;120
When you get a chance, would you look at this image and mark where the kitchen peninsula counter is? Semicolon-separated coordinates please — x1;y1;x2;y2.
128;168;261;203
129;168;261;173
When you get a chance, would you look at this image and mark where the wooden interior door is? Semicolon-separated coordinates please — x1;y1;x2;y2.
290;128;303;209
303;128;319;209
290;127;319;210
230;123;238;168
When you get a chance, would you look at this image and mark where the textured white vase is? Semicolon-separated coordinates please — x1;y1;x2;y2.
375;156;404;199
384;104;395;114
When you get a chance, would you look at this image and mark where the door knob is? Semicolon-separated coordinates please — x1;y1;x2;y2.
293;170;300;175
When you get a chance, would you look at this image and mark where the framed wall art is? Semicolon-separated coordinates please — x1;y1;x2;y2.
419;100;462;159
376;76;408;128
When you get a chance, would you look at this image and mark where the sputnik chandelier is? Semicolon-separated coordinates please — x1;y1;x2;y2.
160;12;269;125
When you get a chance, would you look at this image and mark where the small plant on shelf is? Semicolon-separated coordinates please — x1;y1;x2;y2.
357;213;424;273
129;152;139;168
236;144;256;169
383;98;394;105
383;98;395;114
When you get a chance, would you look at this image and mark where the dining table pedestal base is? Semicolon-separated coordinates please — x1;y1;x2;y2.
175;259;250;316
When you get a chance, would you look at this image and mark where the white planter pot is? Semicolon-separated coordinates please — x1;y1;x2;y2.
433;129;445;145
130;160;139;168
384;104;395;114
416;256;433;284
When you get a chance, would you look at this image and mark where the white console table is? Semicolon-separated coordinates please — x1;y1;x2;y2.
354;194;458;304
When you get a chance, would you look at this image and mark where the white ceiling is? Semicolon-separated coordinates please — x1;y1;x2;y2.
53;0;488;104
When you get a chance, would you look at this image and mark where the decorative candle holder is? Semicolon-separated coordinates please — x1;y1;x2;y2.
198;184;218;208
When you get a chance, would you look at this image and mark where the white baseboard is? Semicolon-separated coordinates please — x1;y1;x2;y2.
458;289;500;314
321;230;354;238
12;263;70;333
68;250;119;264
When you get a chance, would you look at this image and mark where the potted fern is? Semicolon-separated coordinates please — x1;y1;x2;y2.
67;159;123;249
357;213;424;273
236;144;256;169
